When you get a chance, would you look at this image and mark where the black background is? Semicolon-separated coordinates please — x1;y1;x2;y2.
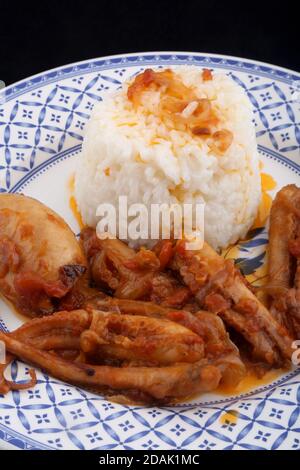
0;0;298;86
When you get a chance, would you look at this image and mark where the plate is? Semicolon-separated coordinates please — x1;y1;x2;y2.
0;52;300;450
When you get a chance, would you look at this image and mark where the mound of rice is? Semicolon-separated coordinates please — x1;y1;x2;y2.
75;66;261;250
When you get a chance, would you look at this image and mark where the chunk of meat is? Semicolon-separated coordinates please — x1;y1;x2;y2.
0;194;86;317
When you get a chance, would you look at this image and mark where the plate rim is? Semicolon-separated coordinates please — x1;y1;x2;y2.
1;51;299;98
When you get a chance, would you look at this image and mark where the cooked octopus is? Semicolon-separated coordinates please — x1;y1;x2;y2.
0;194;87;317
81;228;159;299
82;310;205;365
87;297;246;387
0;309;227;403
0;351;37;394
268;184;300;337
170;240;293;365
0;187;297;403
82;230;293;366
81;229;192;309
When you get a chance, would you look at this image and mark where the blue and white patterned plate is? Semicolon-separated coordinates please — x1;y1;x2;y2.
0;52;300;450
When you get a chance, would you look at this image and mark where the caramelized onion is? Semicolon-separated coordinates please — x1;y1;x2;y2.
192;127;211;136
210;129;233;155
126;68;233;140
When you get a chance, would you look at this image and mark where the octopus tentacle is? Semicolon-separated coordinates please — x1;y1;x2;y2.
0;329;220;402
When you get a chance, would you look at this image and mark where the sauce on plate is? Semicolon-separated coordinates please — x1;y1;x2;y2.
68;174;84;229
252;171;277;229
216;368;285;396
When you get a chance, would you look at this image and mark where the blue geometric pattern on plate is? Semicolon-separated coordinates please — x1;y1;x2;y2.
0;52;299;450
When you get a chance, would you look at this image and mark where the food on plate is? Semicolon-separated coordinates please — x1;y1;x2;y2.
0;184;298;404
0;53;298;407
84;298;246;387
80;310;205;365
0;194;86;317
81;228;293;366
81;227;192;308
0;330;220;403
0;306;245;402
268;185;300;337
81;227;161;300
75;67;261;250
0;351;37;394
170;240;294;365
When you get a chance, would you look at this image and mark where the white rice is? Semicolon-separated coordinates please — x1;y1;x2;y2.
75;66;261;250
